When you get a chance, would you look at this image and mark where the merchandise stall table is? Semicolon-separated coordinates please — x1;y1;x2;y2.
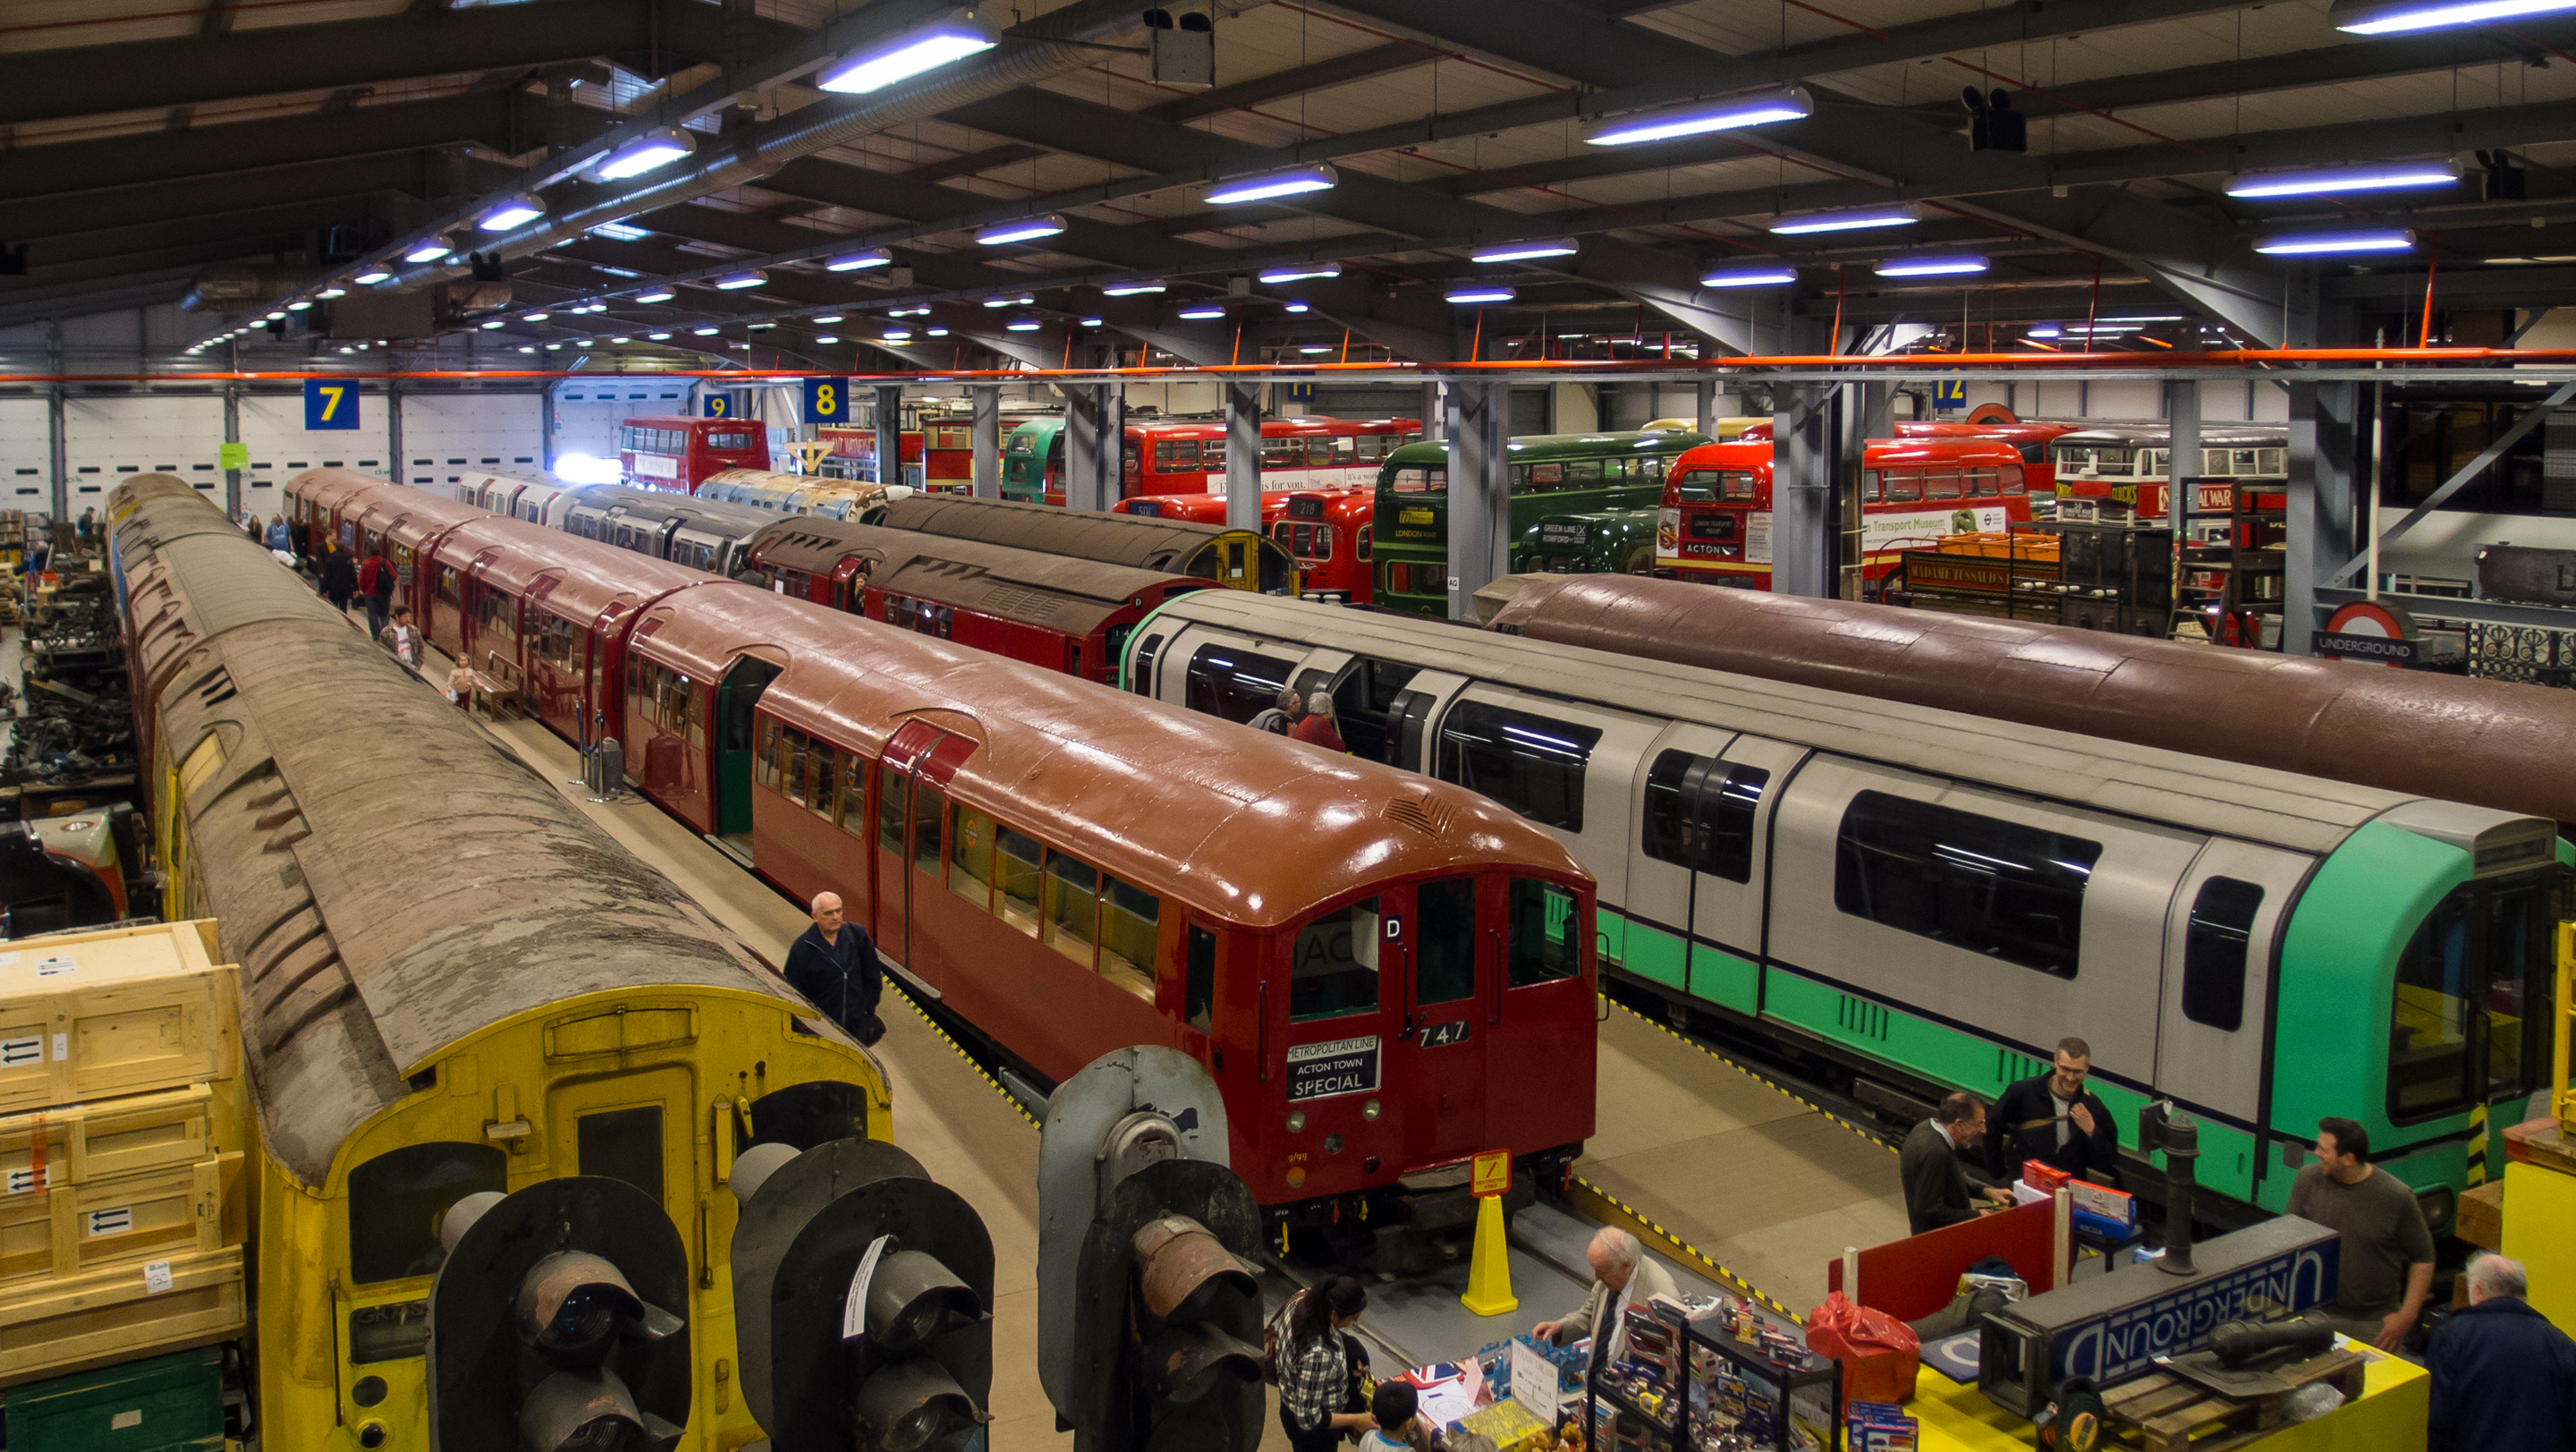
1901;1345;2427;1452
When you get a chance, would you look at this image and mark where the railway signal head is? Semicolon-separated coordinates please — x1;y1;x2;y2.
426;1178;692;1452
727;1136;994;1452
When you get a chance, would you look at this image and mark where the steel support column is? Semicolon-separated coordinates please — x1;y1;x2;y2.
539;385;555;474
386;379;404;488
1420;381;1445;442
222;386;242;514
1445;379;1511;620
1224;381;1262;529
1838;380;1892;599
1063;383;1123;512
2164;378;2199;624
970;385;1001;498
2283;276;2360;656
1695;378;1717;437
874;386;902;488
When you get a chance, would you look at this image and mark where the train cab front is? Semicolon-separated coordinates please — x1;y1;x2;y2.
1236;870;1597;1273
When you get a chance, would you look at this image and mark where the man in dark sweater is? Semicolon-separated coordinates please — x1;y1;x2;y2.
783;891;883;1041
1900;1091;2012;1235
1986;1036;2123;1187
2428;1252;2576;1452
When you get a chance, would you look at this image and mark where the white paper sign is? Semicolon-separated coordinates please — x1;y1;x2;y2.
841;1234;894;1343
34;955;75;977
87;1206;132;1236
1509;1339;1559;1421
1;1035;40;1067
111;1411;142;1431
54;1032;68;1061
144;1260;173;1295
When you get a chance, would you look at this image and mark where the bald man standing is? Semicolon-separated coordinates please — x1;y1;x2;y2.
784;891;885;1044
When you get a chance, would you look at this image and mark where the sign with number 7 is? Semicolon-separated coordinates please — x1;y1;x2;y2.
304;378;360;430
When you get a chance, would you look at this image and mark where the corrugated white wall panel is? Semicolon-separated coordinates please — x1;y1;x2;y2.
550;379;693;470
239;392;390;522
62;395;225;508
399;394;543;488
0;398;48;507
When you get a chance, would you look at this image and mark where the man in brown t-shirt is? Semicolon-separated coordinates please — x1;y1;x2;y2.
2286;1116;2436;1352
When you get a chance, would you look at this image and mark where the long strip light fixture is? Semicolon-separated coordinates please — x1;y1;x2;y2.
2330;0;2576;32
477;194;546;232
1700;262;1799;288
590;128;697;182
1258;262;1342;284
2224;159;2460;198
976;214;1067;246
1875;253;1988;277
354;268;393;284
1470;238;1579;263
713;270;769;290
816;9;997;93
1445;285;1515;304
1585;84;1813;146
1769;204;1919;234
2254;227;2416;255
591;222;653;242
1206;163;1339;205
1102;281;1166;296
826;247;895;271
402;241;454;263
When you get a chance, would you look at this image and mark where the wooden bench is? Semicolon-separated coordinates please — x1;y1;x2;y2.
458;651;521;720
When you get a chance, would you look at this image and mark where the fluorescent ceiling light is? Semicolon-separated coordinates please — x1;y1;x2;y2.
1284;301;1309;313
545;343;563;351
1471;237;1580;263
1206;163;1339;206
648;332;672;340
1585;85;1814;146
928;327;950;336
634;290;674;304
816;335;841;344
479;194;546;232
1004;318;1043;331
1102;281;1165;296
286;301;312;311
884;330;914;342
982;294;1036;307
1080;317;1103;327
354;270;392;284
2225;159;2462;198
1258;263;1342;284
713;270;767;290
1446;285;1516;303
318;287;347;299
610;335;631;344
1178;305;1227;319
2254;227;2416;255
482;319;504;329
403;242;453;263
976;214;1067;246
598;266;641;278
826;247;895;271
694;327;721;335
519;345;536;353
591;221;653;242
816;11;997;93
265;311;286;320
1300;345;1334;354
2331;0;2576;32
1769;204;1920;234
810;314;843;324
1701;262;1798;288
1875;253;1988;277
2028;324;2062;337
592;129;696;182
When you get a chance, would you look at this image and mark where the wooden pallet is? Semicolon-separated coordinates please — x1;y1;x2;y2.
2102;1346;2368;1452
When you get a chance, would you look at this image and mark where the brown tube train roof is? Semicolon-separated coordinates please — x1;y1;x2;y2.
1490;573;2576;828
876;492;1243;574
748;515;1196;635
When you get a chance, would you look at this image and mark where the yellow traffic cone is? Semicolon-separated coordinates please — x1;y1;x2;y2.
1461;1193;1519;1316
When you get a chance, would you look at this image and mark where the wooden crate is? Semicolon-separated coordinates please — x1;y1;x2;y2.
1;1084;223;1194
1;1151;226;1289
2102;1346;2367;1452
0;924;238;1115
2458;1179;2505;1251
0;1246;244;1390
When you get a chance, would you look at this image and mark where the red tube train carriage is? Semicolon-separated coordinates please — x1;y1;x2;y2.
285;468;1597;1258
1115;486;1374;604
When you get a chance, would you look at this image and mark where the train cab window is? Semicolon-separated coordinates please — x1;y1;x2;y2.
1833;791;2099;979
1416;877;1477;1006
1184;925;1216;1032
1184;645;1298;725
577;1106;665;1206
948;805;996;906
2390;887;2472;1118
1641;751;1768;883
1128;634;1164;696
347;1142;507;1285
1434;700;1602;833
1507;879;1581;987
2181;877;2263;1032
911;781;945;876
876;764;907;855
747;1081;871;1150
1291;896;1380;1022
1100;877;1159;1001
997;827;1044;936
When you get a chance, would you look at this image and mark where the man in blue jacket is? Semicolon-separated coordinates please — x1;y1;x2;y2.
783;891;884;1044
2428;1252;2576;1452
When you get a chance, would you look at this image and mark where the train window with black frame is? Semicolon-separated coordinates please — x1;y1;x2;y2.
2181;877;2263;1032
1883;471;1920;502
809;740;840;819
1508;878;1581;987
2482;877;2553;1097
949;803;996;906
578;1106;665;1206
1184;645;1299;725
347;1142;507;1285
686;680;707;748
1357;525;1372;561
782;729;811;807
1832;790;2099;979
876;764;907;856
1416;877;1476;1006
1156;439;1200;470
2389;886;2472;1119
1129;633;1164;696
997;827;1044;936
1044;853;1101;967
1184;925;1216;1031
1640;751;1768;883
1434;700;1603;833
1290;896;1379;1022
1101;876;1159;1001
839;757;869;838
911;780;945;878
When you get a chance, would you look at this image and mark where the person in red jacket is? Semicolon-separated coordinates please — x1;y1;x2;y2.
1290;693;1347;752
359;547;396;639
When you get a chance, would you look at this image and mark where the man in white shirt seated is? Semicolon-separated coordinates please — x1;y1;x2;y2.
1534;1227;1680;1371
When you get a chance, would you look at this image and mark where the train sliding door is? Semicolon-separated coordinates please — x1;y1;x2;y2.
1377;876;1487;1170
711;657;779;846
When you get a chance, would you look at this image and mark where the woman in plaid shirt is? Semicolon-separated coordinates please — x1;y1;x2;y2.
1278;1276;1375;1450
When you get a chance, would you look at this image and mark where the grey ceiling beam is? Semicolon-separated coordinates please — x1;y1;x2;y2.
1143;41;1428;124
0;157;518;245
0;0;792;128
2045;98;2576;191
0;269;209;331
2011;21;2576;119
760;156;1245;276
2326;262;2576;303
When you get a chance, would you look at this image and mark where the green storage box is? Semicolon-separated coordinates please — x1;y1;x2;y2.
1;1346;224;1452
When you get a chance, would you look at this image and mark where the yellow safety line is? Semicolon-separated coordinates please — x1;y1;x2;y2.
882;978;1044;1132
1566;1176;1808;1327
1607;998;1898;1158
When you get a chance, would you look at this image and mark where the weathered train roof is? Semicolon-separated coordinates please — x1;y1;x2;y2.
877;493;1242;574
570;484;779;539
629;584;1588;930
111;477;809;1189
748;516;1191;634
1157;588;2434;856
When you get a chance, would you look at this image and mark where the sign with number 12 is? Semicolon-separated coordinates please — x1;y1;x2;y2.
304;378;360;430
803;376;848;423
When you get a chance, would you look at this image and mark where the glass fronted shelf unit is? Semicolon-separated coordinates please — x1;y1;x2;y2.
1585;1298;1843;1451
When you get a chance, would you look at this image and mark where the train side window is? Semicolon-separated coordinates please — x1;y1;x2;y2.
1128;633;1164;696
1100;877;1159;1001
911;780;946;877
1923;469;1962;500
747;1081;870;1150
1184;925;1216;1032
1833;790;2099;979
756;720;781;789
782;728;811;806
1183;644;1298;724
2389;885;2473;1119
1640;751;1768;883
2181;877;2263;1032
840;757;869;839
578;1106;665;1206
1043;852;1100;967
1415;877;1477;1005
876;764;906;855
1883;471;1920;502
687;682;707;748
347;1142;507;1285
809;740;839;819
1507;878;1581;987
948;804;996;906
1290;896;1380;1022
997;827;1044;936
1435;700;1603;832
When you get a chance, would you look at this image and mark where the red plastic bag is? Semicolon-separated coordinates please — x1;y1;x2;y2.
1807;1291;1920;1410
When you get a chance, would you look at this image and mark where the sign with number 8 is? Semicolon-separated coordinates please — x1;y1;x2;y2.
803;376;848;423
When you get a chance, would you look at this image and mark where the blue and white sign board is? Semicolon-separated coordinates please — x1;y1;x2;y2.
703;393;738;418
1930;378;1967;413
803;377;849;423
304;378;360;430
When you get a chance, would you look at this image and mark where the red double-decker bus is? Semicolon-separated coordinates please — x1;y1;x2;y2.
617;416;770;493
1657;437;2036;591
1014;415;1419;504
1115;483;1375;602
